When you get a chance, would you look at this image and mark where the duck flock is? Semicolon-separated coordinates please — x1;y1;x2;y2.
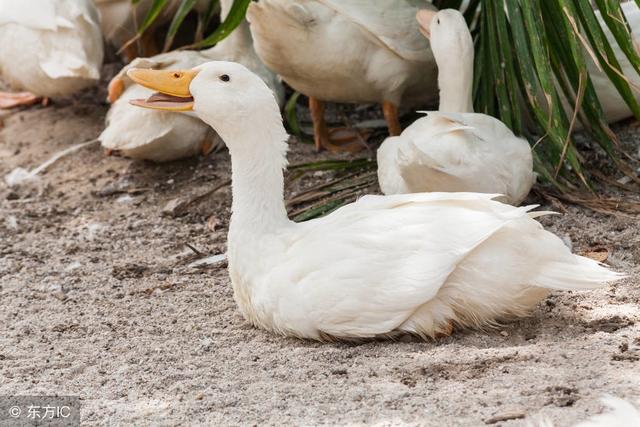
1;1;639;425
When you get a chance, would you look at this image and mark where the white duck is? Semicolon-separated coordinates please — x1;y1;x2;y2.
127;61;620;341
247;0;439;152
377;9;534;205
590;1;640;124
0;0;103;108
100;0;284;162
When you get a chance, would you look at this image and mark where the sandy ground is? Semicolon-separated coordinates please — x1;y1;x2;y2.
0;78;639;427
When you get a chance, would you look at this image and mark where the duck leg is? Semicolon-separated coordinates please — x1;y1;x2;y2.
434;321;454;339
382;100;402;136
309;96;367;153
0;91;41;109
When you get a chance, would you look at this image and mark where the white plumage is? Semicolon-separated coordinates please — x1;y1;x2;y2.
0;0;103;97
589;2;640;124
100;0;284;162
377;9;534;205
127;61;622;341
100;51;221;162
247;0;439;150
247;0;437;106
530;396;640;427
574;396;640;427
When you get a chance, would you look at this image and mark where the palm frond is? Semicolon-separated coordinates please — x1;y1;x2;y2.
470;0;639;188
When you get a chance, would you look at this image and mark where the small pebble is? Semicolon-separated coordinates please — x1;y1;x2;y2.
484;410;525;424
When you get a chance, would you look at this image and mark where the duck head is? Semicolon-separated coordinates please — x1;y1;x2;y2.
416;9;475;113
127;61;286;151
416;9;474;64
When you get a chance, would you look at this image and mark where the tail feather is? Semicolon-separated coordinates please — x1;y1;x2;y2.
532;255;624;291
528;396;640;427
574;395;640;427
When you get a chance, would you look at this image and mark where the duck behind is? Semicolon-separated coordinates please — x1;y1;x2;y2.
0;0;103;99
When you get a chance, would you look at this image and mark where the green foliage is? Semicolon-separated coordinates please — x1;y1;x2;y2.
469;0;639;187
138;0;170;35
163;0;199;51
193;0;251;47
129;0;248;51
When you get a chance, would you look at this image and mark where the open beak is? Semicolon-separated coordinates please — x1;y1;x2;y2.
127;68;198;112
416;9;437;40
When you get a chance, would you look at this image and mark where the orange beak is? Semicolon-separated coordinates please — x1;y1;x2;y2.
127;68;198;112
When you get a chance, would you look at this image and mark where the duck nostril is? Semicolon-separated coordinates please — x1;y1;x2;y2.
173;72;182;78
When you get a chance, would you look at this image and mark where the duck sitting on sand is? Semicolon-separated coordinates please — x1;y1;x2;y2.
126;61;621;341
376;9;534;205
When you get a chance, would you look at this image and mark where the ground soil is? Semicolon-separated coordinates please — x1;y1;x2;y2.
0;74;639;426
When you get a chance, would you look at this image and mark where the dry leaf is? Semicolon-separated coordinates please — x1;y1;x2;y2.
579;247;609;263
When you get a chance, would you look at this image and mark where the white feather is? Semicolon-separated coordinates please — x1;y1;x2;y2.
589;2;640;124
574;396;640;427
0;0;103;97
246;0;438;106
529;396;640;427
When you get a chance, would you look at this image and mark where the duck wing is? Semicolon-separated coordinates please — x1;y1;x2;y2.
397;112;533;203
277;193;618;338
284;193;530;336
397;112;487;180
317;0;435;61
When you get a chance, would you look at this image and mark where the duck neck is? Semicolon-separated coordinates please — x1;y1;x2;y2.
218;119;291;235
437;44;475;113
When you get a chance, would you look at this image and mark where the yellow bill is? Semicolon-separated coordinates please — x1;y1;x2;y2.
127;68;198;111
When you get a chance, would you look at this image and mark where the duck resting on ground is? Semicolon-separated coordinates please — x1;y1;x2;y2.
246;0;439;152
100;0;284;162
377;9;534;205
0;0;103;108
127;61;621;341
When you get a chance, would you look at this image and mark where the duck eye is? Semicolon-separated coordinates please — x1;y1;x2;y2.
220;74;230;82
